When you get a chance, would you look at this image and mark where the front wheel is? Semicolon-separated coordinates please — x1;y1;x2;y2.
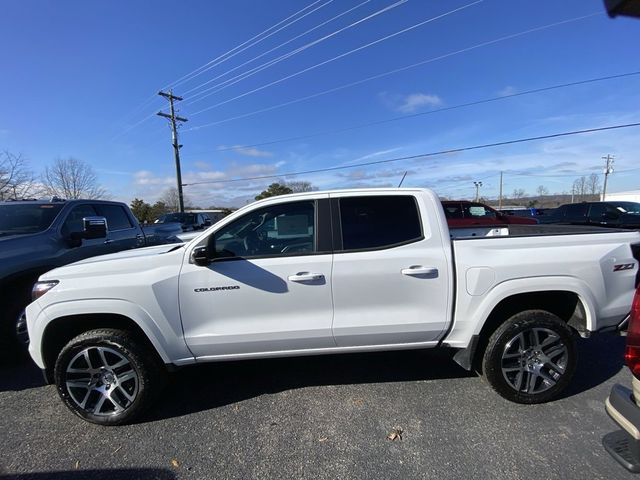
54;329;165;425
482;310;576;404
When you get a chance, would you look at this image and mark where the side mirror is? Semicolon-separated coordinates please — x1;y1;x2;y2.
67;216;107;248
82;216;108;239
191;246;211;266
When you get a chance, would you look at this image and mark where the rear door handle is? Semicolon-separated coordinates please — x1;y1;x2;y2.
401;266;438;277
288;272;324;282
104;239;114;245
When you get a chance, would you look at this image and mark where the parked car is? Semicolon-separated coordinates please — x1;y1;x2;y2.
0;198;182;356
25;188;639;424
539;201;640;229
442;200;538;227
604;283;640;472
154;212;211;231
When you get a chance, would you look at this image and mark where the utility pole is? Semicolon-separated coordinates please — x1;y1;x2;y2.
473;181;483;202
498;172;503;209
157;90;188;213
602;154;614;201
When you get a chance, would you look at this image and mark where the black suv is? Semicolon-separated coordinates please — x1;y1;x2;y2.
540;201;640;229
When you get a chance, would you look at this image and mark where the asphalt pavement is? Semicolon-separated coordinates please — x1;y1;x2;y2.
0;333;637;480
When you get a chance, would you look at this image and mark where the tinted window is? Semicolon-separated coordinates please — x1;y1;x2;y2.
0;203;64;236
464;203;497;219
564;204;588;222
97;204;133;230
339;196;422;251
214;201;315;258
442;203;463;219
62;205;98;235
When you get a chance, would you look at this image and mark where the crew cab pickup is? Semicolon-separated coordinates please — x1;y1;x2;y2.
0;198;182;355
24;188;640;425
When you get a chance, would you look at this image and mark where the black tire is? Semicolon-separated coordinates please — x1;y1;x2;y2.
0;294;31;363
54;328;166;425
481;310;576;404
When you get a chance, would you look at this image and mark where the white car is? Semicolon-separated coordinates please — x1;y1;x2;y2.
25;188;640;424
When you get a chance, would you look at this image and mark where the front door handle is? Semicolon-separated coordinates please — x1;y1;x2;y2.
288;272;324;282
104;239;114;245
401;266;438;277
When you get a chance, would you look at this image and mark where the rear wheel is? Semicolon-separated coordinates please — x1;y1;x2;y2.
54;328;166;425
482;310;576;404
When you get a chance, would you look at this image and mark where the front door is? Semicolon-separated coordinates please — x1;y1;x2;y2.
179;197;335;358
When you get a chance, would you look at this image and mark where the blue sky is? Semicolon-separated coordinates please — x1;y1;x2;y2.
1;0;639;207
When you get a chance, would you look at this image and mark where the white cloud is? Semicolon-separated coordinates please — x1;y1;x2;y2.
231;146;273;157
379;91;443;113
498;86;517;96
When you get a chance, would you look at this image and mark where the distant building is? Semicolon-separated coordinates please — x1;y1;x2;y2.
603;190;640;202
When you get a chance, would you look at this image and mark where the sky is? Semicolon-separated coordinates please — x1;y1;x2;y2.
1;0;639;207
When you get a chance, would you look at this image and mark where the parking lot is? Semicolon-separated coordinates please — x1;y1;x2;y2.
0;333;636;480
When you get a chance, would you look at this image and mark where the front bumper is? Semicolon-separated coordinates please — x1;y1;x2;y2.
604;379;640;472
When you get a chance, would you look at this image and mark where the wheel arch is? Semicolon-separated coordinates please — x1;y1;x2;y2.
40;312;171;382
452;281;593;371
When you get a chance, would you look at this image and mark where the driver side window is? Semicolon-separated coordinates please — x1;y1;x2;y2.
213;201;315;259
61;205;98;236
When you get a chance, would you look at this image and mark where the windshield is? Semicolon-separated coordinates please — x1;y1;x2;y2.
0;203;64;236
614;202;640;214
155;213;195;224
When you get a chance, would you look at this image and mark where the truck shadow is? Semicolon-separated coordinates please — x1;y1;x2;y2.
148;333;625;422
0;333;625;409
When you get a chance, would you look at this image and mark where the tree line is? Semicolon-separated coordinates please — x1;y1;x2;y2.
0;151;106;201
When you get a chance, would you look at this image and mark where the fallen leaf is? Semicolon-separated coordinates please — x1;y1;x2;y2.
112;446;122;454
171;459;180;468
74;461;80;470
353;398;364;407
319;437;328;442
386;427;403;441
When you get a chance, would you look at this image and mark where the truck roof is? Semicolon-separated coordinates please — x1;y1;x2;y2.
0;198;125;206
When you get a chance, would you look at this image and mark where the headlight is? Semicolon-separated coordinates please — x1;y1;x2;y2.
32;280;59;300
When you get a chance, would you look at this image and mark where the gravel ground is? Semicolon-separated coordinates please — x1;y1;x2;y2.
0;333;636;480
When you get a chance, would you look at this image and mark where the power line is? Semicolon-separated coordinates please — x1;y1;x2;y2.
183;0;375;100
189;0;484;117
181;121;640;186
113;0;328;139
186;11;602;131
184;0;407;105
166;0;329;91
182;70;640;155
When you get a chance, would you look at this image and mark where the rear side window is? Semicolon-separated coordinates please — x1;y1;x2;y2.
96;204;133;230
464;203;497;218
564;204;588;222
442;203;463;219
339;196;422;251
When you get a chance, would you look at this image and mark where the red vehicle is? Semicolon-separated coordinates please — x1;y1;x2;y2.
441;201;538;227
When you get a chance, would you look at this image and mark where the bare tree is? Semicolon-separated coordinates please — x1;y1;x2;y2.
42;157;108;199
512;188;526;199
587;173;601;199
284;180;317;193
159;187;191;211
0;151;39;200
572;176;588;201
536;185;549;197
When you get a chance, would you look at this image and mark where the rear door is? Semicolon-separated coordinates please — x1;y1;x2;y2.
330;193;451;346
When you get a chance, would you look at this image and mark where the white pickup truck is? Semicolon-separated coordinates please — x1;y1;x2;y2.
25;188;640;425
